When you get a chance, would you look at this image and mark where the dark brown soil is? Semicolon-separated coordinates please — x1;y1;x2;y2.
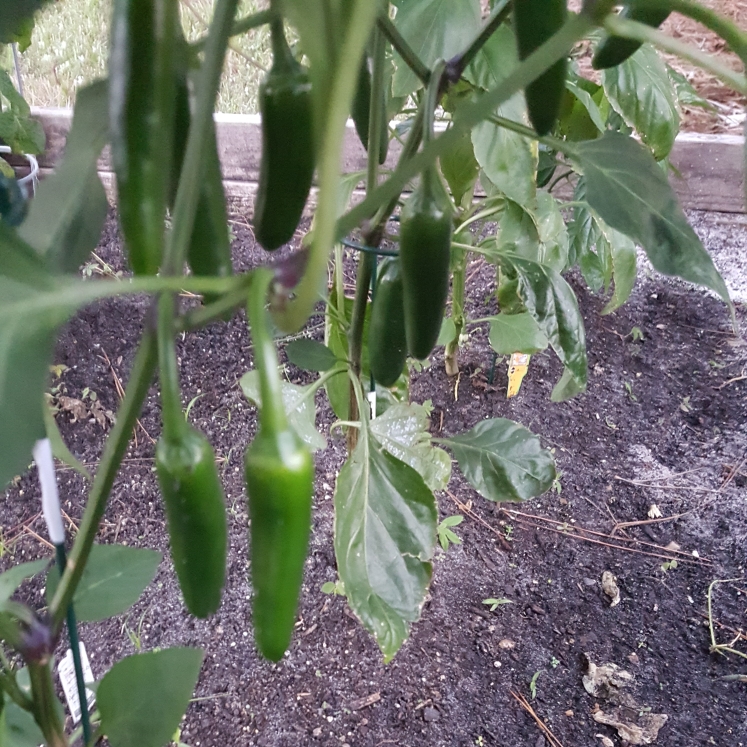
3;210;747;747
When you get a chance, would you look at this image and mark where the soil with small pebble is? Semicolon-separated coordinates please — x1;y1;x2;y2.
3;209;747;747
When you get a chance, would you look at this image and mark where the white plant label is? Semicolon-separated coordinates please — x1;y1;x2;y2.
58;642;95;724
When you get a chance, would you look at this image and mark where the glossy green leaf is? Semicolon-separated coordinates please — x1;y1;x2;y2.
576;132;729;305
602;44;679;161
472;93;537;207
19;80;109;272
391;0;481;97
599;223;637;315
488;312;548;355
46;544;161;622
565;78;605;133
334;431;437;662
440;128;479;207
667;66;714;110
0;72;45;154
464;24;518;92
0;700;46;747
533;192;570;272
499;254;587;400
370;402;452;491
496;199;540;261
98;648;204;747
443;418;556;502
241;370;327;452
437;317;457;346
0;559;48;604
284;339;339;372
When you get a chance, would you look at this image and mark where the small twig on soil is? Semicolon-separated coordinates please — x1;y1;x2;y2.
715;374;747;390
445;491;512;552
21;525;54;550
510;690;565;747
719;455;747;490
100;349;154;445
614;475;721;494
612;513;690;533
707;578;747;662
60;510;79;535
501;509;709;565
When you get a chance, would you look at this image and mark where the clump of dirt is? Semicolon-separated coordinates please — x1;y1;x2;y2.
2;210;746;747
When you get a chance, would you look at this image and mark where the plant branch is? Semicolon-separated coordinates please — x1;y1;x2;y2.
446;0;511;81
377;15;430;87
336;12;594;239
604;15;747;93
49;330;158;631
28;661;67;747
190;8;272;53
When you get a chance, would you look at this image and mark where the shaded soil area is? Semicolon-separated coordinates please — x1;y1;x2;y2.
2;211;747;747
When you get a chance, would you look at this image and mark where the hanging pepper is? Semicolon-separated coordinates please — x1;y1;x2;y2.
245;269;314;661
110;0;179;275
252;18;315;251
155;295;228;618
592;6;671;69
514;0;568;136
351;56;389;166
368;257;407;387
171;65;233;304
399;62;453;361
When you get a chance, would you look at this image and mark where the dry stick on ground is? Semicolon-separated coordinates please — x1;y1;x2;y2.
21;526;54;551
445;491;512;552
100;349;154;445
500;509;709;565
510;690;565;747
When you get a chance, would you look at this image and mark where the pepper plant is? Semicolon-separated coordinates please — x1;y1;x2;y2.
0;0;744;744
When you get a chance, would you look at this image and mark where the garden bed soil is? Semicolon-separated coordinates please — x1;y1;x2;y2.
3;210;747;747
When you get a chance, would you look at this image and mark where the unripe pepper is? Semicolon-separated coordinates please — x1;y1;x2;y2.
171;68;233;304
155;295;227;618
351;56;389;166
514;0;568;136
592;6;671;69
399;62;453;361
253;18;315;251
110;0;179;275
368;257;407;387
245;269;314;661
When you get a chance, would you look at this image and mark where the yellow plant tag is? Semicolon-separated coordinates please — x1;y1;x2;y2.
507;353;531;398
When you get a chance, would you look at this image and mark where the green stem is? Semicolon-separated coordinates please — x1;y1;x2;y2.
489;114;574;154
456;204;504;234
377;15;430;87
28;661;67;747
633;0;747;63
272;0;380;333
190;9;272;52
268;13;295;71
164;0;240;276
247;269;287;433
157;294;185;438
179;276;253;331
336;12;594;240
445;248;467;377
0;661;32;711
447;0;511;80
50;331;158;631
604;15;747;93
367;26;386;189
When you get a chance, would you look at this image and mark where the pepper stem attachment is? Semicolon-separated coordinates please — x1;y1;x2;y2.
157;294;186;439
248;269;289;434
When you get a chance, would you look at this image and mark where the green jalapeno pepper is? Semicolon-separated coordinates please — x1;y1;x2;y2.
245;269;314;661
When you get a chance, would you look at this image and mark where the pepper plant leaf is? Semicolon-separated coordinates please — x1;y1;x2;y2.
602;44;679;161
334;431;437;662
19;79;109;273
241;371;328;452
97;648;204;747
370;402;452;491
391;0;481;97
442;418;556;502
576;132;730;306
599;223;637;315
0;701;46;747
0;559;49;604
46;544;162;622
0;0;51;44
498;254;587;400
488;312;548;355
285;339;340;372
439;128;479;207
